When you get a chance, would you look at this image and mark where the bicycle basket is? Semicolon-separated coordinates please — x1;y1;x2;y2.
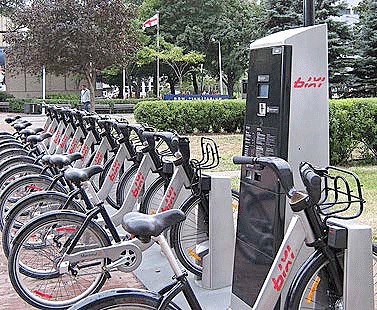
189;137;220;196
317;166;365;221
190;137;220;171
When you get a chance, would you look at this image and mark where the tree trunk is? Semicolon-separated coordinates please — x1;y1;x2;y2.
178;76;183;93
192;72;199;94
226;70;236;98
168;75;175;94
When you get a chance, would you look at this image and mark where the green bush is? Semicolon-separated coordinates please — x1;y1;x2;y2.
8;98;34;112
134;99;246;133
135;98;377;165
46;93;80;100
0;92;15;101
329;98;377;164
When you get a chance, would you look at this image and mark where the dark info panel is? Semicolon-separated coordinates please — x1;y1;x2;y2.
232;45;292;308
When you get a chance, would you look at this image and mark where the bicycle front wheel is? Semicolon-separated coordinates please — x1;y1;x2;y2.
8;211;111;309
170;190;239;276
285;245;377;309
69;288;180;310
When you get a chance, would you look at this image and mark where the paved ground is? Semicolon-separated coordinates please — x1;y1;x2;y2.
0;112;144;309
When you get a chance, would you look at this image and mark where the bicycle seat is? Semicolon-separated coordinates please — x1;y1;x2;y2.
26;132;52;144
122;210;186;242
33;127;44;134
64;165;103;185
13;122;32;131
5;116;21;123
48;152;84;169
19;128;37;136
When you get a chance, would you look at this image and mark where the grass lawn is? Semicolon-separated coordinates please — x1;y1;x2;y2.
188;133;377;241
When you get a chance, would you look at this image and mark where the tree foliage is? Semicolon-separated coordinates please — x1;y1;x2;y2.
352;0;377;97
260;0;301;34
139;0;261;96
137;38;204;90
5;0;140;110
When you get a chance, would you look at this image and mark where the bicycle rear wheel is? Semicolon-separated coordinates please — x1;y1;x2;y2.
69;289;180;310
2;191;84;258
0;147;30;162
285;244;377;309
8;211;111;309
0;174;66;230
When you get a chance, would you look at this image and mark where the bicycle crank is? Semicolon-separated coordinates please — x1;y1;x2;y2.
106;243;142;272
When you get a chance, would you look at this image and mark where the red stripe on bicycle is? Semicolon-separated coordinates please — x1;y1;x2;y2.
27;185;43;191
55;226;77;233
33;290;53;299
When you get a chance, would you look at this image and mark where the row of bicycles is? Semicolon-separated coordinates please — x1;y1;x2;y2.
0;105;376;309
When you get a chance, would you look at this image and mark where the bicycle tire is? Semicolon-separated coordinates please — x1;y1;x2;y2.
0;155;39;174
69;288;180;310
0;174;66;230
0;163;44;191
139;176;166;214
284;244;377;309
0;147;30;163
0;136;19;143
0;141;24;153
8;210;111;309
2;191;84;258
170;190;239;276
116;164;139;206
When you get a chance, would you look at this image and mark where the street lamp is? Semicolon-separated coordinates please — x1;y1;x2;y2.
211;38;223;95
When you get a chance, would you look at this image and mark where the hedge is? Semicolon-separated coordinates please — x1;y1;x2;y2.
135;98;377;165
134;100;245;134
329;98;377;164
5;98;159;113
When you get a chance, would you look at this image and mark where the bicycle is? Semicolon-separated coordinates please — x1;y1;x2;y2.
67;156;376;310
6;132;239;309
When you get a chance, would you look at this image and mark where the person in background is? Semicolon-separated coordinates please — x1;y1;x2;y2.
80;84;91;112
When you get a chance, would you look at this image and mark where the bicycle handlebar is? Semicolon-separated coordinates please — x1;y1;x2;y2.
233;156;297;199
299;162;322;206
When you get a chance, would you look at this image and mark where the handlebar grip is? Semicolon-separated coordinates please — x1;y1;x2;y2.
233;156;257;165
299;162;322;205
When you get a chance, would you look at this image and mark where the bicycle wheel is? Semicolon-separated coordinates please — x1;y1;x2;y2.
8;210;111;309
139;177;166;214
0;174;66;230
170;190;239;276
285;245;377;309
0;147;30;162
0;164;44;191
69;288;180;310
0;141;24;153
97;154;124;209
116;164;139;206
0;155;38;174
2;191;84;258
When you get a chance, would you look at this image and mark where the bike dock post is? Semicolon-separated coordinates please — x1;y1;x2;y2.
327;219;374;309
198;176;235;290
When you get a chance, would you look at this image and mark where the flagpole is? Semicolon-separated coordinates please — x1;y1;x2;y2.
156;10;160;99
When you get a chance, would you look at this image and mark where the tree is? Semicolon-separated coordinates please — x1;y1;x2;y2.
138;39;204;91
352;0;377;97
5;0;140;111
314;0;355;98
0;0;24;16
139;0;261;96
260;0;301;35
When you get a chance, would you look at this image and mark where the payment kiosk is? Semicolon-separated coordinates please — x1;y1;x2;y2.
231;24;329;309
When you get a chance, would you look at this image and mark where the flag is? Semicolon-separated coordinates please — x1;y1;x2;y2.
142;14;159;30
